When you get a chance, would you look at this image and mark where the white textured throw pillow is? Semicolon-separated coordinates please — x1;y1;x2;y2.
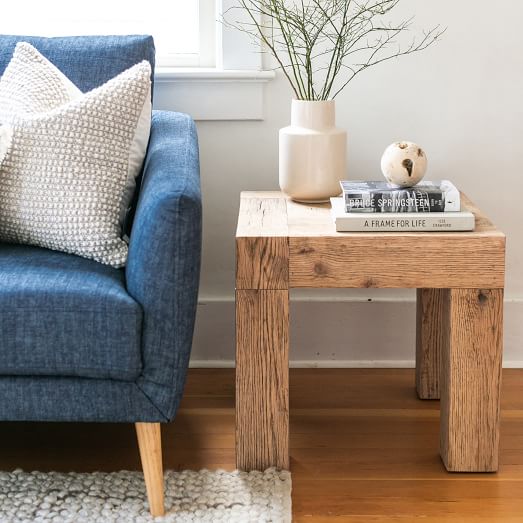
0;43;152;267
0;42;82;120
0;124;12;166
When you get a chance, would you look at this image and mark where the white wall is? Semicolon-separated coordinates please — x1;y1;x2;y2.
155;0;523;366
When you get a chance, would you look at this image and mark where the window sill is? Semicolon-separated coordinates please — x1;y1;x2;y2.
155;67;275;82
153;68;276;121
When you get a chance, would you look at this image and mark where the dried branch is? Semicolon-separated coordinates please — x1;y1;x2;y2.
222;0;445;100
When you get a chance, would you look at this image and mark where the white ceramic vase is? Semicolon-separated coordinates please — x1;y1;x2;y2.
279;99;346;203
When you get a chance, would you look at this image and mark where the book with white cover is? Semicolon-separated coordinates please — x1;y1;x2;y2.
330;198;475;232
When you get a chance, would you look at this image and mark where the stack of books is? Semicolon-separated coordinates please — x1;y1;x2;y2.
331;180;475;232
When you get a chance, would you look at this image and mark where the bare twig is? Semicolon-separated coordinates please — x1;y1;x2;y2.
223;0;445;100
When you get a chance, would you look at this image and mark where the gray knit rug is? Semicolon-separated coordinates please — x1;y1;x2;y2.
0;468;291;522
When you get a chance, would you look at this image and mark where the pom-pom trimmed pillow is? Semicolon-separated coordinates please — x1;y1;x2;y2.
0;42;152;267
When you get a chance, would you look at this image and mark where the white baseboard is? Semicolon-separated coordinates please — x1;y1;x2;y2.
502;360;523;368
190;298;523;368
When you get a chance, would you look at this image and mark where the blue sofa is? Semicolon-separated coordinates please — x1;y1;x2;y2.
0;35;202;516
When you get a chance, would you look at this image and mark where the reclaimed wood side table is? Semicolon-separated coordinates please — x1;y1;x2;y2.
235;191;506;473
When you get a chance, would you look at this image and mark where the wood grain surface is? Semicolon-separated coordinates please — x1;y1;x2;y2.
235;289;289;470
135;422;164;517
285;192;505;289
416;288;447;399
440;288;504;472
236;191;505;289
288;235;505;288
235;191;506;476
236;194;289;290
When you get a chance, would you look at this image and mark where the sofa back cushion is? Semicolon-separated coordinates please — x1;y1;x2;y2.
0;34;155;93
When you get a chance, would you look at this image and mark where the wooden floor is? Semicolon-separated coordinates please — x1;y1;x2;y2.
1;369;523;522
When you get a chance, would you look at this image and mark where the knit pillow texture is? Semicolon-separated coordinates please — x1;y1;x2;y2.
0;42;152;267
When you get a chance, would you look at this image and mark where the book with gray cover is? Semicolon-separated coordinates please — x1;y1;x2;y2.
330;197;475;232
340;180;460;213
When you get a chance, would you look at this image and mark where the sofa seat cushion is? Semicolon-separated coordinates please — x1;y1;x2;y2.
0;243;142;380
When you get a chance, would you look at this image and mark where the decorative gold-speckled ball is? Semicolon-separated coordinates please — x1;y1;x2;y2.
380;141;428;187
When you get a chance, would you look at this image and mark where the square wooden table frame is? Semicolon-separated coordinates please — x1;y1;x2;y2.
235;191;505;472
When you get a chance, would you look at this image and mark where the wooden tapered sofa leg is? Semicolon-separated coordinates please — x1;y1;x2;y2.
135;422;165;517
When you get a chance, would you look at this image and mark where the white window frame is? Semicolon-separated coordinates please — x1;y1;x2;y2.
1;1;216;69
158;0;216;68
154;0;275;121
2;0;274;120
199;0;218;67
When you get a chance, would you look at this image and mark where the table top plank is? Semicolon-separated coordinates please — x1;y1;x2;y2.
286;192;504;239
236;191;506;289
236;192;288;238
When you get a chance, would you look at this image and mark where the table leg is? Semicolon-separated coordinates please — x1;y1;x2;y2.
416;289;447;399
236;289;289;471
440;288;503;472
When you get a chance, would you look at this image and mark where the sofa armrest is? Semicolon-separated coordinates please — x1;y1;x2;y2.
126;110;201;421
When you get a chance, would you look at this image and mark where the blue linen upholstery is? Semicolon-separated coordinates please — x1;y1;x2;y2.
128;111;202;420
0;34;155;93
0;244;142;381
0;377;165;422
0;35;201;423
